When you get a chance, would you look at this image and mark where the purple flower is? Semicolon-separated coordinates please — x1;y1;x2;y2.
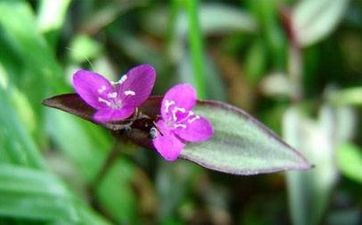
152;83;213;161
72;64;156;123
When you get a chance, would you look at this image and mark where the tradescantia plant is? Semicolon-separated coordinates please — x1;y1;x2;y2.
43;64;311;175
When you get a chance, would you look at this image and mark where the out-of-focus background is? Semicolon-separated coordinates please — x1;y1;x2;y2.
0;0;361;224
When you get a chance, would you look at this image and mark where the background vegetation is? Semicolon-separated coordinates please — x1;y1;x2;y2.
0;0;361;224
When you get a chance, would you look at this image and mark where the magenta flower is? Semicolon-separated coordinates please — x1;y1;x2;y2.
152;83;213;161
72;64;156;123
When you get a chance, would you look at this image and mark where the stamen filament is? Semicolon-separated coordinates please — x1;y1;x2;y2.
98;97;111;107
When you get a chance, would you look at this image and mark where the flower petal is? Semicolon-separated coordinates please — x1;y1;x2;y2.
153;132;185;161
152;120;184;161
93;107;134;123
174;116;213;142
72;69;113;110
118;64;156;108
161;83;196;119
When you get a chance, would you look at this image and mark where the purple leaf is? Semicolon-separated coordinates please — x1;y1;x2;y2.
43;94;311;175
42;93;96;122
179;100;311;175
42;94;161;149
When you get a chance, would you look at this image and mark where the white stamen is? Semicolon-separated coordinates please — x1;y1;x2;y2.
107;92;117;98
98;97;111;106
171;107;186;121
175;107;186;113
164;100;175;113
97;85;107;94
124;90;136;96
174;123;187;129
111;75;127;85
188;115;200;123
119;75;127;84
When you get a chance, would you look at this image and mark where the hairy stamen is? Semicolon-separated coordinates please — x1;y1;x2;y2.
164;100;175;113
98;97;111;107
188;115;200;123
174;123;187;129
111;75;127;85
124;90;136;96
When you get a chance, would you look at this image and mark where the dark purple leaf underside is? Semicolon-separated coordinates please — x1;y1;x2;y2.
43;94;161;149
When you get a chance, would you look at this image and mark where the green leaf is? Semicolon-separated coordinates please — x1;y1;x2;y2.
156;162;200;221
337;143;362;183
293;0;349;46
76;207;111;225
0;0;68;146
0;0;67;106
68;35;103;64
178;53;227;100
0;164;77;222
143;4;257;37
45;108;138;223
180;101;311;175
46;110;110;182
198;4;258;34
0;164;112;225
37;0;71;33
74;206;112;225
0;86;45;169
96;158;137;224
329;87;362;106
37;0;72;46
80;1;143;34
245;39;267;85
249;0;287;69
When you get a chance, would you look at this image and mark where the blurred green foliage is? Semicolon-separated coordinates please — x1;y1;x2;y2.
0;0;361;224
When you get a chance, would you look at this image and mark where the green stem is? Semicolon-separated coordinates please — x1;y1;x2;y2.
166;0;180;47
89;142;121;219
93;143;120;185
288;44;303;102
165;0;182;65
184;0;206;99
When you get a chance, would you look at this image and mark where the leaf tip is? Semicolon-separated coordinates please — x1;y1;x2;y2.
41;97;53;107
290;149;313;171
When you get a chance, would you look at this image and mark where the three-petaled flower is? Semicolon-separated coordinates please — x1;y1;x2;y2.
152;83;213;161
72;64;156;122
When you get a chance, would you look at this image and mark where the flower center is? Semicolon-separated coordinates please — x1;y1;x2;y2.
96;78;137;110
164;99;200;129
98;91;123;109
